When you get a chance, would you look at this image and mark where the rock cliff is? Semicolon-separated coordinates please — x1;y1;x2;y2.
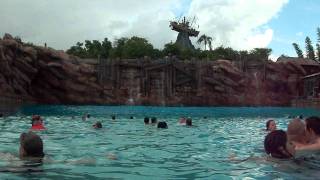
0;34;306;106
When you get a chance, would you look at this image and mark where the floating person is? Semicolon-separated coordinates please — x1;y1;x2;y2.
19;131;45;160
111;115;116;120
144;117;150;125
296;116;320;152
93;121;102;129
31;115;46;130
129;116;134;119
186;118;192;126
151;117;157;125
266;119;276;132
264;130;294;159
157;121;168;129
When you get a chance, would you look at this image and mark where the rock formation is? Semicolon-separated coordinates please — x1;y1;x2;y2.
0;33;308;106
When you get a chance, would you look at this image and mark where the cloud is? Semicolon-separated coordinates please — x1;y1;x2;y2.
0;0;288;51
187;0;289;50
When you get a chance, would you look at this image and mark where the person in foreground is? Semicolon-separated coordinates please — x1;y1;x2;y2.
295;116;320;152
287;119;309;148
264;130;295;159
266;119;277;132
19;131;45;161
31;115;46;130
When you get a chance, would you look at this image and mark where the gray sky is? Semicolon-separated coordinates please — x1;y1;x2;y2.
0;0;288;52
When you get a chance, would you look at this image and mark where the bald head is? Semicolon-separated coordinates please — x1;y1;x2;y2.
287;119;306;143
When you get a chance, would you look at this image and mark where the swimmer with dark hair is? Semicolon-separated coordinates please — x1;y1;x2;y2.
93;121;102;129
157;121;168;129
264;130;295;159
111;115;116;120
186;118;192;126
266;119;276;132
20;132;45;159
31;115;46;130
144;117;150;125
151;117;157;125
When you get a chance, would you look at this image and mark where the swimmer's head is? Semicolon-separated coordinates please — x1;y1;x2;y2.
287;119;307;143
266;119;276;131
93;121;102;129
186;118;192;126
31;115;42;125
144;117;150;124
264;130;294;159
19;132;44;159
151;117;157;124
157;121;168;129
111;115;116;120
305;116;320;136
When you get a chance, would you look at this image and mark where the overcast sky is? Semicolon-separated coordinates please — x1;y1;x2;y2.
1;0;319;59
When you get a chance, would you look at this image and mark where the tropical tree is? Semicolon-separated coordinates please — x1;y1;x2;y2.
197;34;213;51
292;43;304;58
305;36;316;60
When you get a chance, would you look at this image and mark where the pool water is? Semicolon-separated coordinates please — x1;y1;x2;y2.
1;106;320;179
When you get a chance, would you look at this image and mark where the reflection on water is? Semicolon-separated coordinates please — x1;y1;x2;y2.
0;106;320;179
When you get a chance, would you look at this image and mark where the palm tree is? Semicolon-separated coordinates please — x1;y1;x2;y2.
197;34;213;51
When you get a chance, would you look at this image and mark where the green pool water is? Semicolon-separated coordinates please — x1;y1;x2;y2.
0;105;320;179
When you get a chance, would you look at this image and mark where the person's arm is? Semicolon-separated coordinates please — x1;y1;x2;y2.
295;142;320;152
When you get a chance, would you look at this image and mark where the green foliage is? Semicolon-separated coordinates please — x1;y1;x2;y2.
66;35;273;62
292;43;304;58
305;36;316;60
122;36;154;59
316;43;320;62
67;38;112;59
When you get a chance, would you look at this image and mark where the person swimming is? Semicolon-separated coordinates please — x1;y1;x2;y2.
144;117;150;125
157;121;168;129
186;118;192;126
111;115;116;120
93;121;102;129
19;131;44;160
296;116;320;152
179;117;186;124
151;117;157;124
264;130;295;159
266;119;276;132
31;115;46;130
287;119;309;147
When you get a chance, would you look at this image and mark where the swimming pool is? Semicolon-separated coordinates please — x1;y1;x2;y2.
1;106;320;179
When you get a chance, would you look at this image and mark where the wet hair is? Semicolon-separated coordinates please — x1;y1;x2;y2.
130;116;134;119
264;130;292;159
151;117;157;124
305;116;320;135
31;115;42;125
111;115;116;120
94;121;102;128
186;118;192;126
20;132;44;158
157;121;168;129
266;119;274;131
87;114;91;118
144;117;150;124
